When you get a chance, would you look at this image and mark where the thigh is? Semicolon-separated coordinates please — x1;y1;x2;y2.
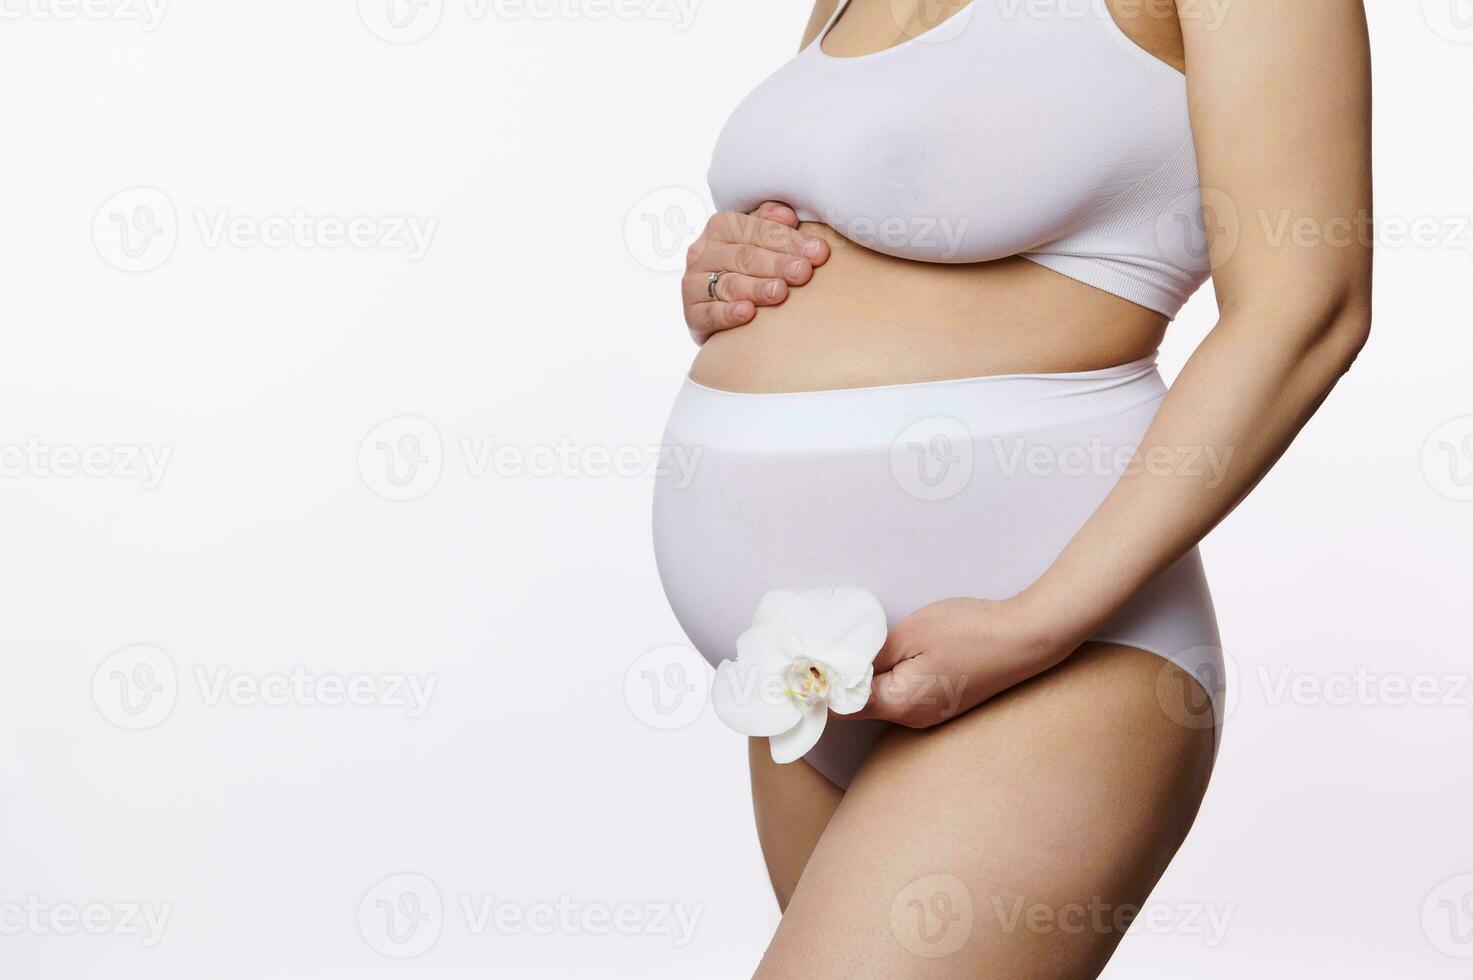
756;642;1217;979
748;738;844;911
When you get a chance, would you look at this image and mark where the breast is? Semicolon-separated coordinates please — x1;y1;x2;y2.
705;5;1207;315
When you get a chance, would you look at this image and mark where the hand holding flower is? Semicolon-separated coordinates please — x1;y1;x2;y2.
710;588;1070;762
850;595;1066;728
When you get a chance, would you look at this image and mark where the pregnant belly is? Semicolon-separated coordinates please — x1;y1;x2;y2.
688;222;1170;394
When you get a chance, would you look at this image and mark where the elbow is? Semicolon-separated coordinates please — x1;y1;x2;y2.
1317;292;1372;376
1228;281;1372;376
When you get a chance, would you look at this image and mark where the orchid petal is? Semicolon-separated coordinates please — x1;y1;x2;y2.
826;665;873;715
734;624;802;670
769;704;827;764
710;660;800;736
751;587;887;676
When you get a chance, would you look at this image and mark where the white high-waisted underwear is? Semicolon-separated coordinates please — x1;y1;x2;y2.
652;354;1224;788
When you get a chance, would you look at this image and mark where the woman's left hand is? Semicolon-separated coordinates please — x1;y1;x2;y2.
851;596;1070;728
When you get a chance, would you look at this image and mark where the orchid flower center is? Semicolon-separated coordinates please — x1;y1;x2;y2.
784;658;831;707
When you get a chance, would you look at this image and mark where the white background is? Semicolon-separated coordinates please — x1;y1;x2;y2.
0;0;1469;976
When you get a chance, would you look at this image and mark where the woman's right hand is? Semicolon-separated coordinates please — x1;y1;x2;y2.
682;201;830;344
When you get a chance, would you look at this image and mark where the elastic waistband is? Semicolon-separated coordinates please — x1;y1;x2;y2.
665;354;1166;453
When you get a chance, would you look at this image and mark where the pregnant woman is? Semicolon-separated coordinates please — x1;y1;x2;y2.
653;0;1372;975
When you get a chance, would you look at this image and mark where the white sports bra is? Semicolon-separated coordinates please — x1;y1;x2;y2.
706;0;1210;318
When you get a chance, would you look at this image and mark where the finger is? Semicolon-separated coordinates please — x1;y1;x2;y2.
711;272;789;306
747;206;830;264
751;200;799;228
686;299;755;343
702;212;827;264
846;665;926;726
684;270;788;309
871;626;919;675
698;241;814;283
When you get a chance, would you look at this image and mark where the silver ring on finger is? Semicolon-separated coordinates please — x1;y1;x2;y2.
707;271;726;300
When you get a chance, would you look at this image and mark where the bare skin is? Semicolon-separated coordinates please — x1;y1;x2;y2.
690;248;1169;392
683;0;1373;975
753;643;1215;978
747;735;842;912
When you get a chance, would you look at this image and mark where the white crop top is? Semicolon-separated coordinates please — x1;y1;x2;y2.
706;0;1211;318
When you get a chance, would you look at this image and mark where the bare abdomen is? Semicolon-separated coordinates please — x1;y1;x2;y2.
688;223;1170;394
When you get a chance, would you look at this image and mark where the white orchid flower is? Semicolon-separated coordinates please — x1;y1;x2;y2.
711;587;888;764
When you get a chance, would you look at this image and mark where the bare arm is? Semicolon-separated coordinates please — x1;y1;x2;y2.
862;0;1373;724
1018;0;1373;645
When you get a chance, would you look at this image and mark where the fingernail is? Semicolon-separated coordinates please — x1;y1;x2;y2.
785;259;806;279
764;281;782;300
733;302;753;319
801;239;823;258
